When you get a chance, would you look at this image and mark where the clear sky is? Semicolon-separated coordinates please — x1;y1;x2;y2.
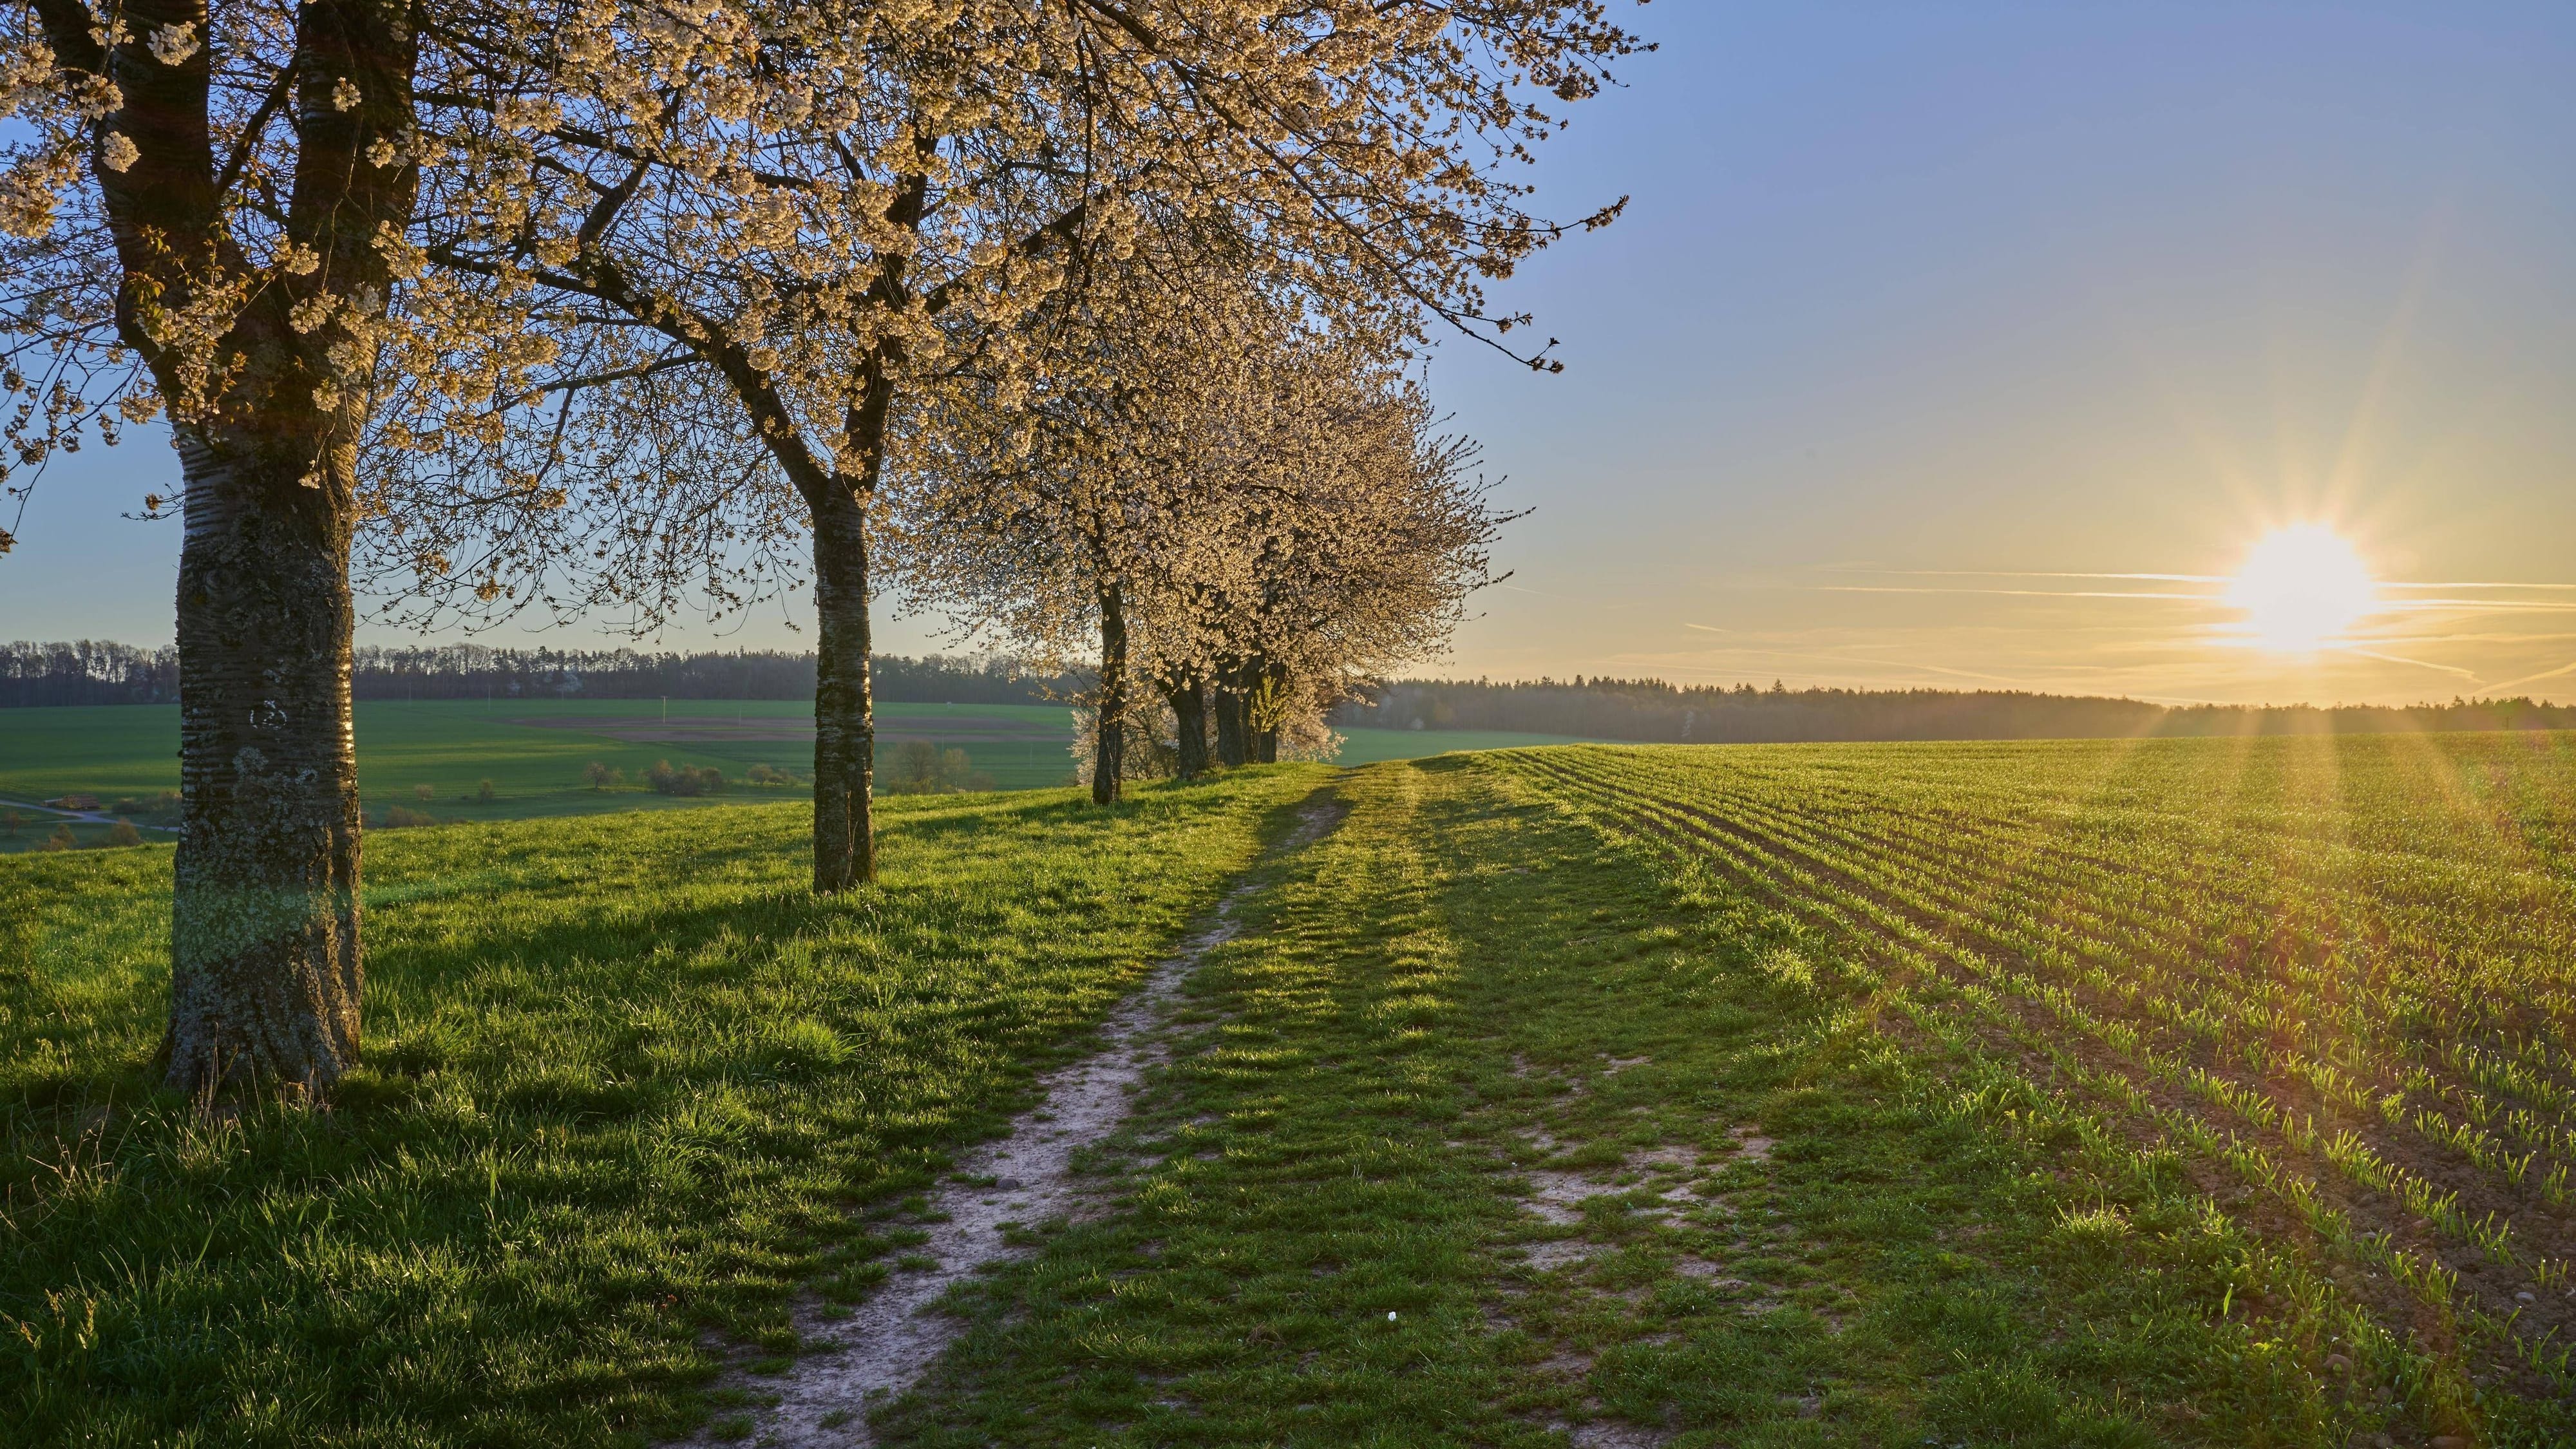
6;2;2573;705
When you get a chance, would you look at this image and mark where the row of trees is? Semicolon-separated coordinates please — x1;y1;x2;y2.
0;639;182;705
1347;677;2576;742
2;0;1643;1096
892;263;1510;799
0;640;1081;705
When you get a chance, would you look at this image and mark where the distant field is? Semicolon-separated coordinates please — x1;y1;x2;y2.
0;701;1078;844
0;704;1599;849
1332;724;1607;763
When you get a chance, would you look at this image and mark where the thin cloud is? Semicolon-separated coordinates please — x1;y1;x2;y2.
2378;581;2576;591
1814;585;2218;602
2478;659;2576;693
1826;567;2230;584
1638;642;2060;689
2376;599;2576;613
2346;649;2481;681
1827;567;2576;595
2356;631;2576;647
1620;565;2576;705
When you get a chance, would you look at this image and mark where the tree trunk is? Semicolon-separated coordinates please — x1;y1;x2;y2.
1255;658;1288;764
91;0;421;1101
1165;676;1209;779
1092;582;1129;805
162;421;363;1099
1213;667;1249;768
811;484;875;891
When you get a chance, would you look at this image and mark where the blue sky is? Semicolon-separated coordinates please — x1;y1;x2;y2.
8;3;2574;703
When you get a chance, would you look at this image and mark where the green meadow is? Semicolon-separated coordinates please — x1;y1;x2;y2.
0;699;1075;811
0;702;1598;849
2;773;1329;1444
15;734;2572;1445
1329;724;1607;765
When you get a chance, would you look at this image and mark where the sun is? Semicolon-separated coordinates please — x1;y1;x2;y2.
2225;524;2378;654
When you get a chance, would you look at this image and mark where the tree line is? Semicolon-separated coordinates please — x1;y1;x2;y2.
3;0;1647;1098
1345;676;2576;743
0;641;1075;707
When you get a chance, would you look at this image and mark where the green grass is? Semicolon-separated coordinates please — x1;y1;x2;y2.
0;705;1589;849
874;752;2429;1448
0;769;1326;1446
0;817;144;853
0;701;1084;844
1334;725;1611;764
20;732;2569;1444
1499;734;2576;1441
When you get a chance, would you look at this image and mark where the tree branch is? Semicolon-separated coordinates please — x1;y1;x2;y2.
213;59;296;201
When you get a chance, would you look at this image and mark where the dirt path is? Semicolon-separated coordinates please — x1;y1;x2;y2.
691;791;1345;1448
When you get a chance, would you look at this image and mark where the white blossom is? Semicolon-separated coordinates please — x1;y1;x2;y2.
146;24;199;66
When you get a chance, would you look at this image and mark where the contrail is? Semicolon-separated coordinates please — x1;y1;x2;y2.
1823;567;2230;583
1814;585;2216;601
2478;659;2576;693
2347;649;2481;681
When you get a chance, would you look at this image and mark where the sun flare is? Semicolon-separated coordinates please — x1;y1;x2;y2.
2225;524;2378;654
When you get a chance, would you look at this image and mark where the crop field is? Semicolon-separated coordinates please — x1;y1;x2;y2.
1499;734;2576;1437
1332;724;1608;766
826;740;2576;1448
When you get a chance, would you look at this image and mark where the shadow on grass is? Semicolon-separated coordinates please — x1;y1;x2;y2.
0;767;1324;1447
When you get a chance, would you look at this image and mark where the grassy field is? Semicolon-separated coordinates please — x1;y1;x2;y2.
1;771;1329;1445
0;703;1598;849
14;734;2570;1445
0;701;1081;848
1332;725;1607;765
866;740;2575;1449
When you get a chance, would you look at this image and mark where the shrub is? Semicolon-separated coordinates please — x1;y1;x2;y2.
414;783;435;802
2;810;20;837
883;742;992;795
938;748;992;793
106;791;180;821
882;739;941;794
40;823;75;851
476;779;497;803
744;762;800;786
644;761;725;797
102;820;144;848
583;761;624;790
378;806;440;829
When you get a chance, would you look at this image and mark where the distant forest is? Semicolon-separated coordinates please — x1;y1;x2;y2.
16;643;2576;739
0;641;1079;708
1335;676;2576;743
